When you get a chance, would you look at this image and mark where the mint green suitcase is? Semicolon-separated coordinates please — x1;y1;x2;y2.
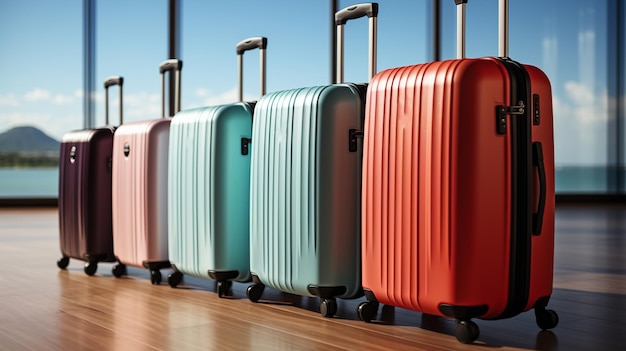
167;37;266;297
247;4;377;317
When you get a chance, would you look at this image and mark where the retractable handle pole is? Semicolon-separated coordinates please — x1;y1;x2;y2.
454;0;510;58
236;37;268;102
104;76;124;125
335;2;378;83
159;59;183;117
454;0;467;59
499;0;509;57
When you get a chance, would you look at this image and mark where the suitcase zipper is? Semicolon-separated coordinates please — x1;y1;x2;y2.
497;57;533;319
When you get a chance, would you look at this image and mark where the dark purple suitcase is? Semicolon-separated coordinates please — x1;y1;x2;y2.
56;76;123;275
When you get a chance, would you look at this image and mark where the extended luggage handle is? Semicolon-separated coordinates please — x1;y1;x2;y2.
104;76;123;125
335;2;378;83
454;0;510;58
454;0;467;59
236;36;267;102
498;0;509;57
159;58;183;117
236;37;267;155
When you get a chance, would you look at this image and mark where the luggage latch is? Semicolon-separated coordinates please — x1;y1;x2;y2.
496;101;525;135
69;146;77;164
349;129;364;152
241;137;252;155
533;94;540;125
123;143;130;157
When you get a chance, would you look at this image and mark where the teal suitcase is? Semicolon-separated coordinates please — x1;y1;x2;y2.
246;3;377;317
167;37;267;297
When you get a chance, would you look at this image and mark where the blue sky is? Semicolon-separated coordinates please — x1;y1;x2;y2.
0;0;616;166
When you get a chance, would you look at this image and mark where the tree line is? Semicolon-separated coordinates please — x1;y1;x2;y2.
0;153;59;168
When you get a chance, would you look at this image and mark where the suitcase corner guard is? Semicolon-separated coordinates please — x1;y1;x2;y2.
307;285;347;299
438;303;489;321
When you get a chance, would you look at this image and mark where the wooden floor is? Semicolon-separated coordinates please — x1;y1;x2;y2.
0;205;624;350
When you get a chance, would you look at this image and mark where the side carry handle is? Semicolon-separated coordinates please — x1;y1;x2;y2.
159;58;183;117
236;36;267;102
532;142;546;235
335;2;378;83
104;76;123;126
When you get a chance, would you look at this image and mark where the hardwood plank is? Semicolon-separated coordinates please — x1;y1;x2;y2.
0;206;625;350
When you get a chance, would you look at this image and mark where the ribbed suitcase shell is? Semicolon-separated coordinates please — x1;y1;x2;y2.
168;103;253;281
361;57;555;319
112;119;171;268
250;84;364;299
58;128;115;263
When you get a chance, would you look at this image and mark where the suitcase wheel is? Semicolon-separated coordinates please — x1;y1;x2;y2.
357;301;378;323
320;298;337;318
168;271;183;288
150;270;162;285
84;261;98;276
246;283;265;302
112;264;127;278
57;256;70;270
455;320;480;344
217;280;233;298
535;308;559;330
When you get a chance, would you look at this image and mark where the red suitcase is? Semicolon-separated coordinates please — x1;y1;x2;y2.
359;0;558;343
57;76;123;275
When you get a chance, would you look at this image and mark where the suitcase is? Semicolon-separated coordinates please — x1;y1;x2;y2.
166;37;267;296
111;59;182;285
358;0;558;343
56;76;123;275
246;3;377;317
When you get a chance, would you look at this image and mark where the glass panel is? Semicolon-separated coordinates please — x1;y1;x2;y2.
180;1;333;107
96;0;168;124
442;0;613;193
0;0;82;198
339;0;429;84
180;1;429;108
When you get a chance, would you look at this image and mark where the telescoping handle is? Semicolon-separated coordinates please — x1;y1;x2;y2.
236;37;267;102
454;0;510;58
104;76;123;125
498;0;509;57
335;2;378;83
159;58;183;117
454;0;467;59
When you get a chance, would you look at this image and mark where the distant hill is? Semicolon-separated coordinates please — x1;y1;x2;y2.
0;126;60;154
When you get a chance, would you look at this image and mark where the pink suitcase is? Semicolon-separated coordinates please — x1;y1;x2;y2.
111;59;182;284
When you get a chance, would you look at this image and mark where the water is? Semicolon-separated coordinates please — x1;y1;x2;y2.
555;166;626;194
0;166;623;198
0;168;59;198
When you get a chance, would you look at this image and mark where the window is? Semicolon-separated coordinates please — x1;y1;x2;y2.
1;0;624;198
0;0;81;198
